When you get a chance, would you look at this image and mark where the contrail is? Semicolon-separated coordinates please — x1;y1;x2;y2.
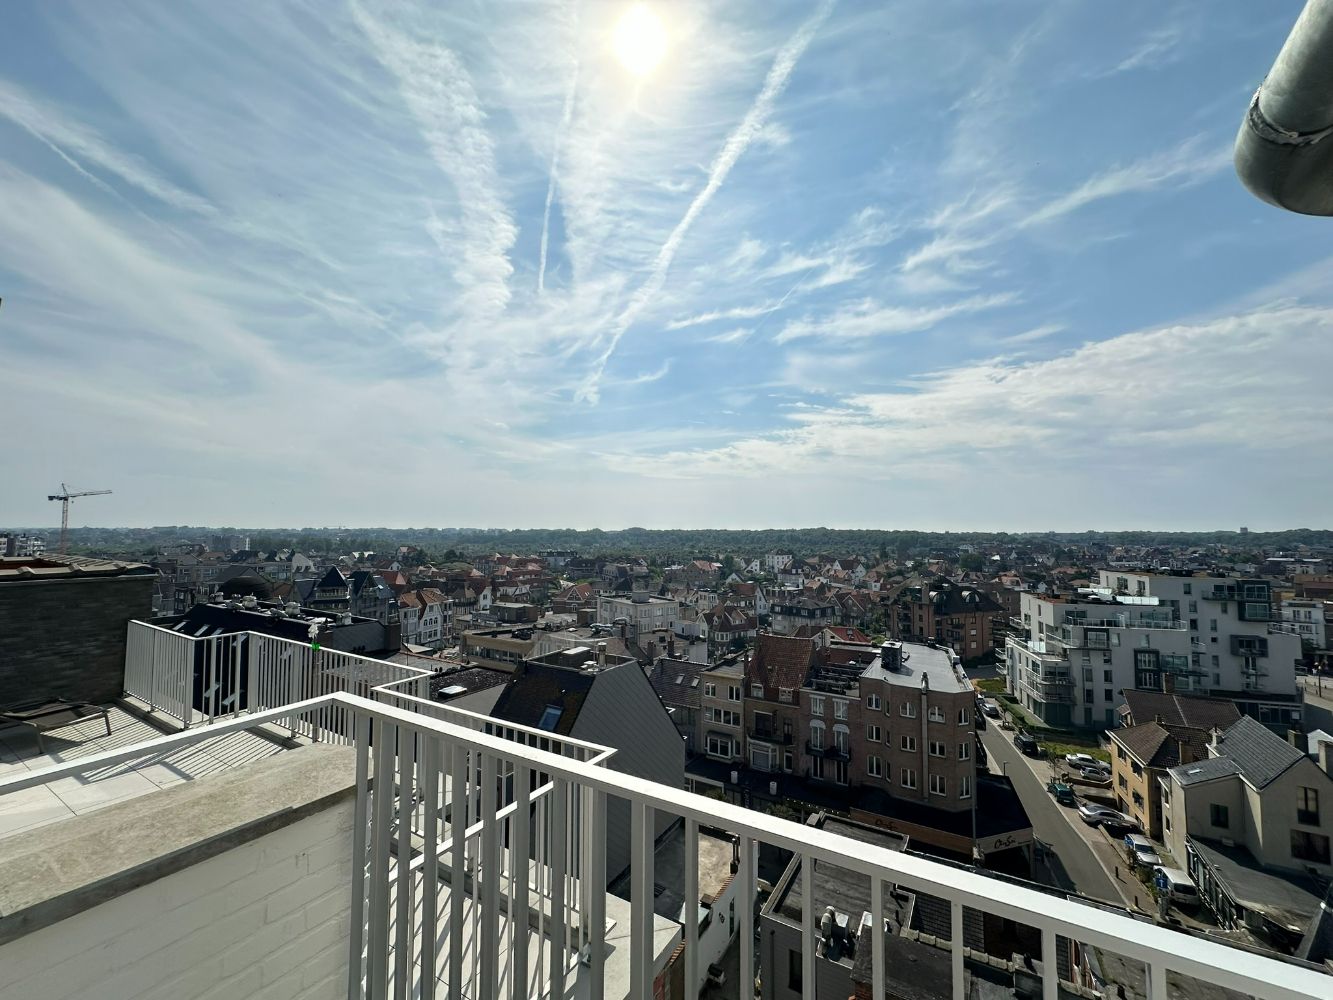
577;0;835;402
538;57;580;294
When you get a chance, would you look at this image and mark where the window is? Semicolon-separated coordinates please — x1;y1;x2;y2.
900;702;917;719
704;682;716;697
705;734;733;758
930;774;946;796
751;683;764;698
1292;830;1331;865
1188;600;1197;613
1210;803;1230;829
868;754;882;777
929;740;945;757
810;695;825;717
959;741;971;761
1183;583;1192;595
788;950;802;991
928;706;945;723
833;700;848;720
1103;670;1112;683
809;721;825;750
538;705;563;731
866;693;881;711
957;708;970;725
1104;688;1113;702
901;768;917;790
779;687;793;703
728;685;741;702
1209;619;1218;632
1084;689;1094;703
1082;668;1093;682
1299;787;1320;826
1118;775;1128;791
901;735;917;752
959;775;972;800
867;724;882;742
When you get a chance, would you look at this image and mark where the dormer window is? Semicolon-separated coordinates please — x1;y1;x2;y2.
779;687;793;703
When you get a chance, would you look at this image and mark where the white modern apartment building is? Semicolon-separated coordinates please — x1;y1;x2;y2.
596;592;680;643
1006;572;1302;732
1281;598;1328;650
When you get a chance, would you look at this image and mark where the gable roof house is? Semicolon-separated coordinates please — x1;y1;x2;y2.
1161;716;1333;945
489;650;685;885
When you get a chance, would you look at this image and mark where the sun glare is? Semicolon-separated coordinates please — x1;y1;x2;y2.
612;4;668;77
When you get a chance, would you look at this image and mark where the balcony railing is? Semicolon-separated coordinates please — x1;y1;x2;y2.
748;726;794;745
805;739;851;761
2;691;1329;999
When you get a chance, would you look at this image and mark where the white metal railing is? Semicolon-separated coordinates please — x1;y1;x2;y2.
0;692;1327;1000
123;620;433;733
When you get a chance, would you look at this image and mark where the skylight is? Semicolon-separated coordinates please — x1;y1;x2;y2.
538;705;563;731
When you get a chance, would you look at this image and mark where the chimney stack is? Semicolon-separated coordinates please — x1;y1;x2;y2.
597;642;607;668
1318;739;1333;778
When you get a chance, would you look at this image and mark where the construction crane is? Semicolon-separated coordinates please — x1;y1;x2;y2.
47;484;112;554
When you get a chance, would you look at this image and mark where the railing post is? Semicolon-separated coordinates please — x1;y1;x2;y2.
348;712;371;999
630;800;654;1000
950;900;964;1000
1041;927;1058;1000
550;778;569;999
801;850;815;998
511;763;531;1000
448;744;466;1000
479;753;499;1000
587;788;606;1000
740;834;755;1000
684;817;699;1000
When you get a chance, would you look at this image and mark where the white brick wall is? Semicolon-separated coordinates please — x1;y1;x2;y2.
0;800;354;1000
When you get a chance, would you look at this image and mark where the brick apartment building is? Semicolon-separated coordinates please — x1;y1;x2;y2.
888;579;1004;663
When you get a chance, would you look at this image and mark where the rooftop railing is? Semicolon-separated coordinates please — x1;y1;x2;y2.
1;692;1327;1000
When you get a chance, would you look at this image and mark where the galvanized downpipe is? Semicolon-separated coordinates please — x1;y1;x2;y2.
1234;0;1333;214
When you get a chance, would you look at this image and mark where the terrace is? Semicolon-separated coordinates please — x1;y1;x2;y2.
0;619;1327;999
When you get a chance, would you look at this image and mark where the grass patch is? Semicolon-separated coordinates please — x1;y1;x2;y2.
974;677;1007;694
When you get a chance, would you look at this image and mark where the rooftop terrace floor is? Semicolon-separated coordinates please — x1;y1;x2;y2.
0;704;284;842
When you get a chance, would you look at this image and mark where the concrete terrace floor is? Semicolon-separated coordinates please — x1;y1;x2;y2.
0;704;285;842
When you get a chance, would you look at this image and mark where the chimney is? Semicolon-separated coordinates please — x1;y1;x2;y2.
1288;729;1307;750
1318;739;1333;778
597;642;607;668
668;635;676;658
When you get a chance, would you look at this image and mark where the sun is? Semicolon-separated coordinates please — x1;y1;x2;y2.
612;4;668;77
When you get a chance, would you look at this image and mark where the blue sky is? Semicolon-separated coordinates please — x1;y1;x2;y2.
1;1;1330;531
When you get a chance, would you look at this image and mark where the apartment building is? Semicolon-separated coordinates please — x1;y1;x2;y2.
768;592;836;635
595;591;680;643
744;634;819;774
1280;598;1328;650
699;658;746;764
888;579;1004;663
1006;572;1302;732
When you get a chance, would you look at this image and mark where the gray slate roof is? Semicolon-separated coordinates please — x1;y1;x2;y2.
1171;757;1241;787
1213;715;1306;789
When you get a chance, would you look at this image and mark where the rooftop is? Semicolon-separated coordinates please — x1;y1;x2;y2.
769;814;910;930
0;555;153;581
1192;837;1325;935
862;641;971;694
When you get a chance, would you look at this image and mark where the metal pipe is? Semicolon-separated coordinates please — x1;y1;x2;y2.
1235;0;1333;214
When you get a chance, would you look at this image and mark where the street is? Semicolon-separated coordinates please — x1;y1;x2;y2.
980;725;1121;904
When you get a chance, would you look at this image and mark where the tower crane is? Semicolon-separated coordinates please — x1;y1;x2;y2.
46;484;112;554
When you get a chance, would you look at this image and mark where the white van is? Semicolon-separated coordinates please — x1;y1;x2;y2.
1153;867;1199;906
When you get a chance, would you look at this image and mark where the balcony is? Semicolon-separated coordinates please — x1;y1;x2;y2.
805;739;851;761
748;726;794;745
0;625;1327;1000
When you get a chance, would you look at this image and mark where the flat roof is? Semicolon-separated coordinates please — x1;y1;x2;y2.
0;555;154;581
862;642;970;694
1192;838;1323;932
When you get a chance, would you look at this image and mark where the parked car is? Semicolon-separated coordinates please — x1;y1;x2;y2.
1078;803;1139;830
1133;846;1163;869
1078;803;1117;825
1015;732;1040;756
1065;753;1108;771
1076;765;1111;783
1153;867;1200;907
982;699;1002;718
1046;781;1076;806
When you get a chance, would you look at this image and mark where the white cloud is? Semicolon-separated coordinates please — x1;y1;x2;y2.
775;293;1018;344
610;305;1333;480
705;327;752;345
666;302;782;330
1003;322;1065;344
1100;25;1184;77
0;79;214;215
1023;137;1230;228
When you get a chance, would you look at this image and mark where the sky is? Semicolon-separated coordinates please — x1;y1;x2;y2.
1;1;1330;532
